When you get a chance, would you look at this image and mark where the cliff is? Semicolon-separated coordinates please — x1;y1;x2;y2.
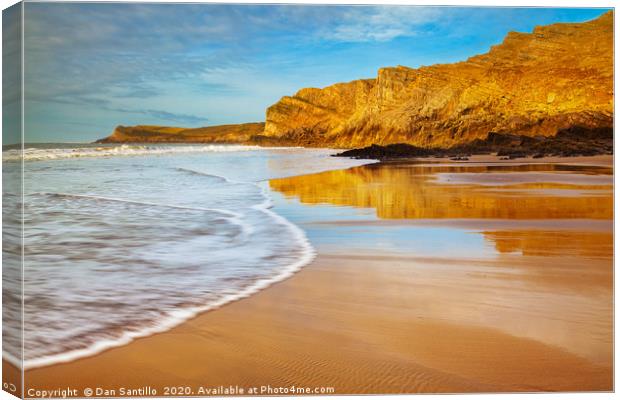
264;11;613;148
96;122;265;143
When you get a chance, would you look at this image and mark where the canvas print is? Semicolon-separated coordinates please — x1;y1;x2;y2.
1;2;614;398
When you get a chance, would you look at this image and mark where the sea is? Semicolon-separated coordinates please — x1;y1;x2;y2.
2;143;374;369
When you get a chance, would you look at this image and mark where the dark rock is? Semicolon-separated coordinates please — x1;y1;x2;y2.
334;125;613;160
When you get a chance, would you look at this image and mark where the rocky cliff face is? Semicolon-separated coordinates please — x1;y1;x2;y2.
264;12;613;148
97;122;265;143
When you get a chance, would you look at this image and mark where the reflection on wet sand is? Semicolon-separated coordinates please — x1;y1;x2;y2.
268;161;613;386
483;230;612;258
269;163;613;220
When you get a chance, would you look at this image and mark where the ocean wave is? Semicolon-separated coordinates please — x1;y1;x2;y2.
175;167;246;185
40;192;244;217
2;144;290;162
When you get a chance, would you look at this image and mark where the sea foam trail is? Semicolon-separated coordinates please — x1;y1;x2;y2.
3;144;298;162
41;192;254;243
41;192;243;217
12;174;316;371
176;167;246;185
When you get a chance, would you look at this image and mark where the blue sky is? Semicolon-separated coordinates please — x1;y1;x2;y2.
18;4;609;143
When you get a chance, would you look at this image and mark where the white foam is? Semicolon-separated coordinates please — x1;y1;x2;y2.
40;191;254;244
175;167;247;185
41;192;243;217
3;144;294;162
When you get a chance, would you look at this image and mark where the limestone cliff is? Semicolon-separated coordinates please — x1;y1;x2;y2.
97;122;265;143
264;11;613;148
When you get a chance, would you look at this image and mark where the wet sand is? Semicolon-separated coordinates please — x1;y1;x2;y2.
19;251;612;394
14;157;614;395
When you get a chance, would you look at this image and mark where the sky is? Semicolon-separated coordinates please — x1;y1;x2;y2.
10;4;611;143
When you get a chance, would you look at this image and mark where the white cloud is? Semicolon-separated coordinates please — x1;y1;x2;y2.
322;6;444;42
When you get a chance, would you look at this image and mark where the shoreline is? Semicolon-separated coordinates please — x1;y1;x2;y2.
10;154;614;395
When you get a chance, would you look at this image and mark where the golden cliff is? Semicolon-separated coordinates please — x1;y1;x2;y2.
264;12;613;148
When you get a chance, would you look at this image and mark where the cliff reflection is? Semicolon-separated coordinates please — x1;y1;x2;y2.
269;163;612;220
483;230;613;258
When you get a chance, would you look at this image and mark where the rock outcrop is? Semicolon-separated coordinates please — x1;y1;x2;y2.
334;125;613;160
96;122;265;143
264;11;613;148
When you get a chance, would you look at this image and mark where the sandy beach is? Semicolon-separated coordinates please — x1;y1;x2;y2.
13;156;614;395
